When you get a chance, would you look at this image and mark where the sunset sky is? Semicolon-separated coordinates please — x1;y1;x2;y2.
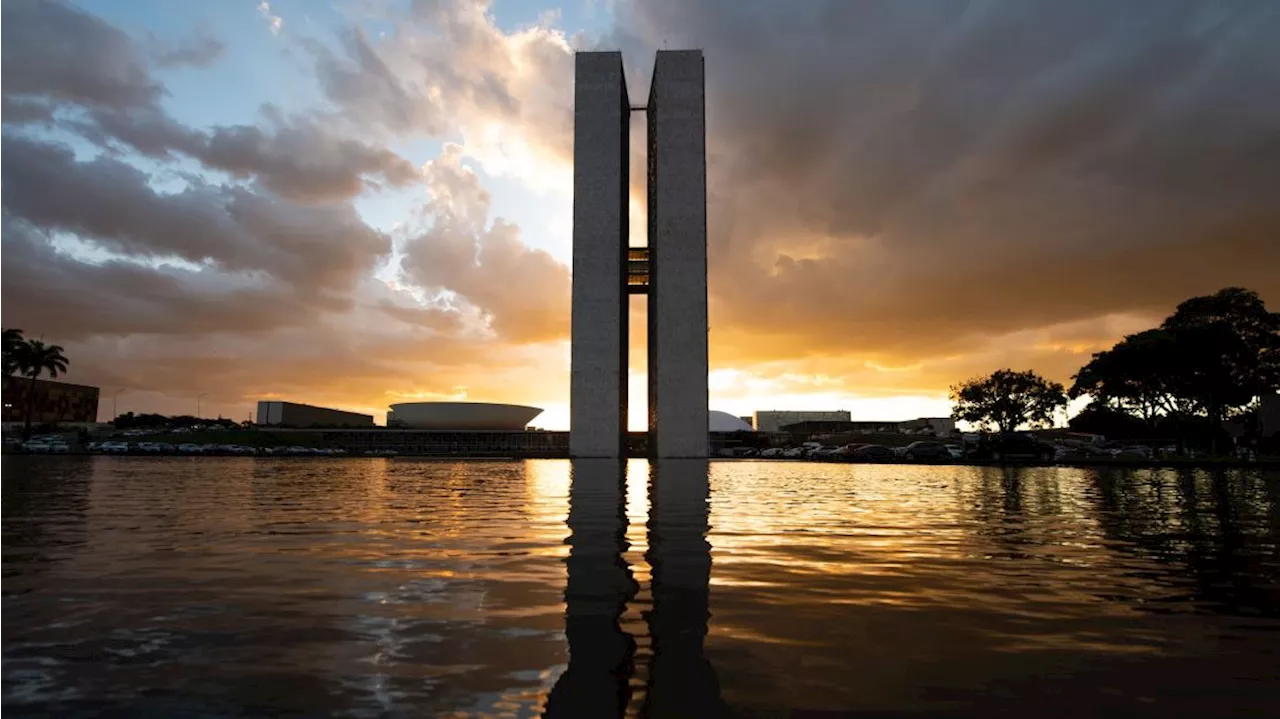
3;0;1278;429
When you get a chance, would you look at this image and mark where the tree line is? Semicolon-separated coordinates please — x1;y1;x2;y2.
950;287;1280;450
3;328;72;438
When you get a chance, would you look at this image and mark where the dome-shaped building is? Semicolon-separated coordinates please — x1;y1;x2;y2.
387;402;543;430
709;410;754;432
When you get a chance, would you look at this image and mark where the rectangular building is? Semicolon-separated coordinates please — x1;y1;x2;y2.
2;376;100;424
779;417;956;437
569;51;630;458
897;417;956;437
754;410;851;433
255;401;373;428
647;50;709;458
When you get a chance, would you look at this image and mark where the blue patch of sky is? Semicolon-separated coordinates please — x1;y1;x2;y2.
76;0;332;130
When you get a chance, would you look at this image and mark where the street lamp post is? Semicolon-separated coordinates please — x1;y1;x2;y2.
197;392;209;419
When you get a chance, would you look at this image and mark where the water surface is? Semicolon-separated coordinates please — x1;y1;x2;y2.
3;457;1278;716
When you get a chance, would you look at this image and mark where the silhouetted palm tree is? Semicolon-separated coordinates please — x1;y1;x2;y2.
0;326;23;429
16;340;70;438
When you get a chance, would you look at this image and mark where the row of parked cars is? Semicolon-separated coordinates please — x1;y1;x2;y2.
89;441;349;456
725;440;968;462
724;436;1178;464
10;435;74;453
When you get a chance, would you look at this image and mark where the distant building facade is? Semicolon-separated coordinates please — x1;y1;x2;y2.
778;417;956;437
754;410;851;433
897;417;956;437
256;401;373;428
2;376;100;424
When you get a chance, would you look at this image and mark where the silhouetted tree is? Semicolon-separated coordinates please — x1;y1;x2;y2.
950;369;1066;433
1159;287;1280;430
14;340;70;438
1068;287;1280;451
1070;329;1194;427
1068;401;1152;439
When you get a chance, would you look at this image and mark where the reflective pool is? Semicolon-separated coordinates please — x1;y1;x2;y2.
4;458;1278;716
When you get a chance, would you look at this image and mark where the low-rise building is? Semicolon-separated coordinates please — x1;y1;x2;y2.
778;417;956;437
256;401;373;428
2;376;100;424
896;417;956;437
754;410;851;433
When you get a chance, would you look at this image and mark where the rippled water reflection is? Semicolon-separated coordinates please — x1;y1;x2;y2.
3;457;1279;716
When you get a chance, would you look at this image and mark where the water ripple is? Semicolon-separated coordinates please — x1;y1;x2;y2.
3;457;1278;716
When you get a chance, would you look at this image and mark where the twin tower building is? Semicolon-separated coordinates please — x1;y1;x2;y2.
570;51;708;458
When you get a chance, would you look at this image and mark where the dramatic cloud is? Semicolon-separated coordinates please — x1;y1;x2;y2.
1;136;389;296
607;0;1280;380
67;109;423;202
4;0;1278;426
399;145;571;343
1;0;161;110
3;0;420;203
0;0;570;423
0;217;321;340
308;0;577;183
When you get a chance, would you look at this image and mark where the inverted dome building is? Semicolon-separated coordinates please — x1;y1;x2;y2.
387;402;544;430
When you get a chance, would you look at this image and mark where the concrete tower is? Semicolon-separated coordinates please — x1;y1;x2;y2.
570;50;708;458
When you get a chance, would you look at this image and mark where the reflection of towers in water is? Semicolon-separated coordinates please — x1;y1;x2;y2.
642;459;728;717
545;459;638;717
547;459;726;718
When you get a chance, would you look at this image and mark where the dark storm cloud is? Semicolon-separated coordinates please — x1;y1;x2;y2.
2;0;420;203
0;217;318;340
1;0;161;110
65;108;423;202
1;96;57;125
197;120;422;201
611;0;1280;367
1;136;389;297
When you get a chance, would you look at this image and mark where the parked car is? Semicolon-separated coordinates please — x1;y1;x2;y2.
24;439;71;453
782;447;805;459
1112;445;1153;460
969;434;1055;463
1053;442;1111;461
946;445;965;460
902;441;952;462
759;447;783;458
850;444;897;463
809;446;844;459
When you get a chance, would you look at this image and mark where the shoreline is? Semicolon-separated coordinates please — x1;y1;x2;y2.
4;451;1278;469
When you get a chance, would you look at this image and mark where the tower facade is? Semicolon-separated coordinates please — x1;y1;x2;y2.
570;50;708;458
